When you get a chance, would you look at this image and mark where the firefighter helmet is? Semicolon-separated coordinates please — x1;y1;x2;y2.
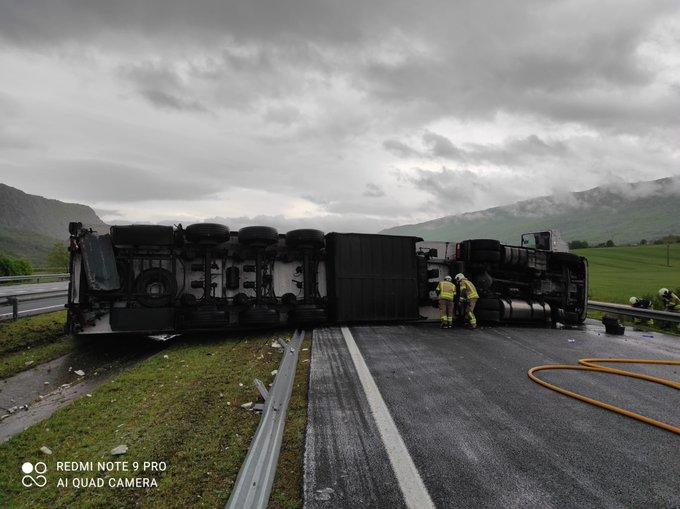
444;275;452;281
454;273;465;282
659;288;669;297
629;296;638;305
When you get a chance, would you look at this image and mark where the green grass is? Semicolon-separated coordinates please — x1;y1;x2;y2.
0;330;307;508
269;336;311;509
0;311;72;379
573;244;680;304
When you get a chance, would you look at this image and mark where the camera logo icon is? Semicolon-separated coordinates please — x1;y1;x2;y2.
21;462;47;487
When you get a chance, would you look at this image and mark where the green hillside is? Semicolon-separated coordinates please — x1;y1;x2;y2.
0;226;61;265
382;177;680;245
573;244;680;304
0;183;106;265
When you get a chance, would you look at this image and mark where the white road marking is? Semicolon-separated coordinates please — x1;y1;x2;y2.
340;326;436;509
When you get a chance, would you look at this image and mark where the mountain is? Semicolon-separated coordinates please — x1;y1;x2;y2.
381;177;680;245
0;183;106;264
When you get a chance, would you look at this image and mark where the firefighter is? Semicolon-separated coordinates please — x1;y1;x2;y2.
629;296;653;327
659;288;680;312
435;275;455;328
454;273;479;329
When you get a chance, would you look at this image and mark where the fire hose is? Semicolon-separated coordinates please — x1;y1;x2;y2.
528;358;680;435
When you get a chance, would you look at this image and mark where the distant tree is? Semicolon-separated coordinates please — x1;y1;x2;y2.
46;242;69;271
640;239;647;245
568;240;589;249
605;239;615;247
0;253;33;276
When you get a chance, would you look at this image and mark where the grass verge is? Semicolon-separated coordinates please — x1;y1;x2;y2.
0;330;293;508
269;334;311;509
0;311;71;380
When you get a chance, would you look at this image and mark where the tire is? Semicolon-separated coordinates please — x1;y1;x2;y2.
111;225;174;246
285;229;325;249
238;226;279;247
470;250;501;263
239;306;280;326
470;239;501;251
550;252;582;265
116;260;131;291
476;309;501;322
476;298;503;311
185;223;230;244
134;268;176;307
289;305;327;324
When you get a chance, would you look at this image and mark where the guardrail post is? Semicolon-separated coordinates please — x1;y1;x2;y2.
8;297;18;321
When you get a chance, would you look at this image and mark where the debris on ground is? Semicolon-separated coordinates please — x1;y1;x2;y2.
74;370;85;377
163;355;169;359
40;446;53;455
24;360;34;366
271;370;278;376
86;394;92;398
111;445;128;456
315;488;335;501
238;382;244;387
240;402;253;410
43;381;50;386
302;348;309;351
568;339;575;343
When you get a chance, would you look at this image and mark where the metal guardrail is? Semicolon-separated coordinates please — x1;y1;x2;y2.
226;329;305;509
0;290;68;321
588;300;680;323
0;273;69;284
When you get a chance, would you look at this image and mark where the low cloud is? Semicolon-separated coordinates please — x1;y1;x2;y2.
363;183;386;197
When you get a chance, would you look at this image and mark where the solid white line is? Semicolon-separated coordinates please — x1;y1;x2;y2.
340;326;436;509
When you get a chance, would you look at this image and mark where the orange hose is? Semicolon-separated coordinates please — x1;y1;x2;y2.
528;358;680;435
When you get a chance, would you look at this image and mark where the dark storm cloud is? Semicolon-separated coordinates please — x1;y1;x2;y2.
2;0;677;132
385;132;570;166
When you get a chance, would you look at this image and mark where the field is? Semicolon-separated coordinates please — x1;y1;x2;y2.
572;244;680;304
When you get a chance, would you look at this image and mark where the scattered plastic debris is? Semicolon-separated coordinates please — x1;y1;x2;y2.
40;446;53;455
271;370;278;376
240;402;253;410
163;355;169;359
238;382;244;387
74;369;85;377
568;339;575;343
302;348;309;351
111;445;128;456
24;360;34;366
86;394;92;398
315;487;335;501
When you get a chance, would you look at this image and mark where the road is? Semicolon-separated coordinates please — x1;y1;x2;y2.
304;321;680;508
0;281;68;320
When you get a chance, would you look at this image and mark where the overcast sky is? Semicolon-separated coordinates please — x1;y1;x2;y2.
0;1;679;232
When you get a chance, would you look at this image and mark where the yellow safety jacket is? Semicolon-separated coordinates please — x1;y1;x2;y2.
666;292;680;312
457;279;479;300
436;281;455;301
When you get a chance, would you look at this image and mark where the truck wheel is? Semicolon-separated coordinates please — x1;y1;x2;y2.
185;223;230;244
239;306;280;325
135;268;176;307
238;226;279;247
285;229;325;249
470;250;501;263
476;310;501;322
111;225;174;246
476;298;503;311
550;252;582;265
470;239;501;251
289;305;327;324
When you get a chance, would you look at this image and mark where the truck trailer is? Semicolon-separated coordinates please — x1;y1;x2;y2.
65;222;588;335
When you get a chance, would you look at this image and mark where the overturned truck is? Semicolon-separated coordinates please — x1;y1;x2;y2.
66;223;587;334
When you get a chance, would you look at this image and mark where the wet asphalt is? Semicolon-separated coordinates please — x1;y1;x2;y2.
305;322;680;508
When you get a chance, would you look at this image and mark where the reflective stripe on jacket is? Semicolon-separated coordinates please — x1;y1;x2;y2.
667;292;680;312
436;281;455;301
459;279;479;300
